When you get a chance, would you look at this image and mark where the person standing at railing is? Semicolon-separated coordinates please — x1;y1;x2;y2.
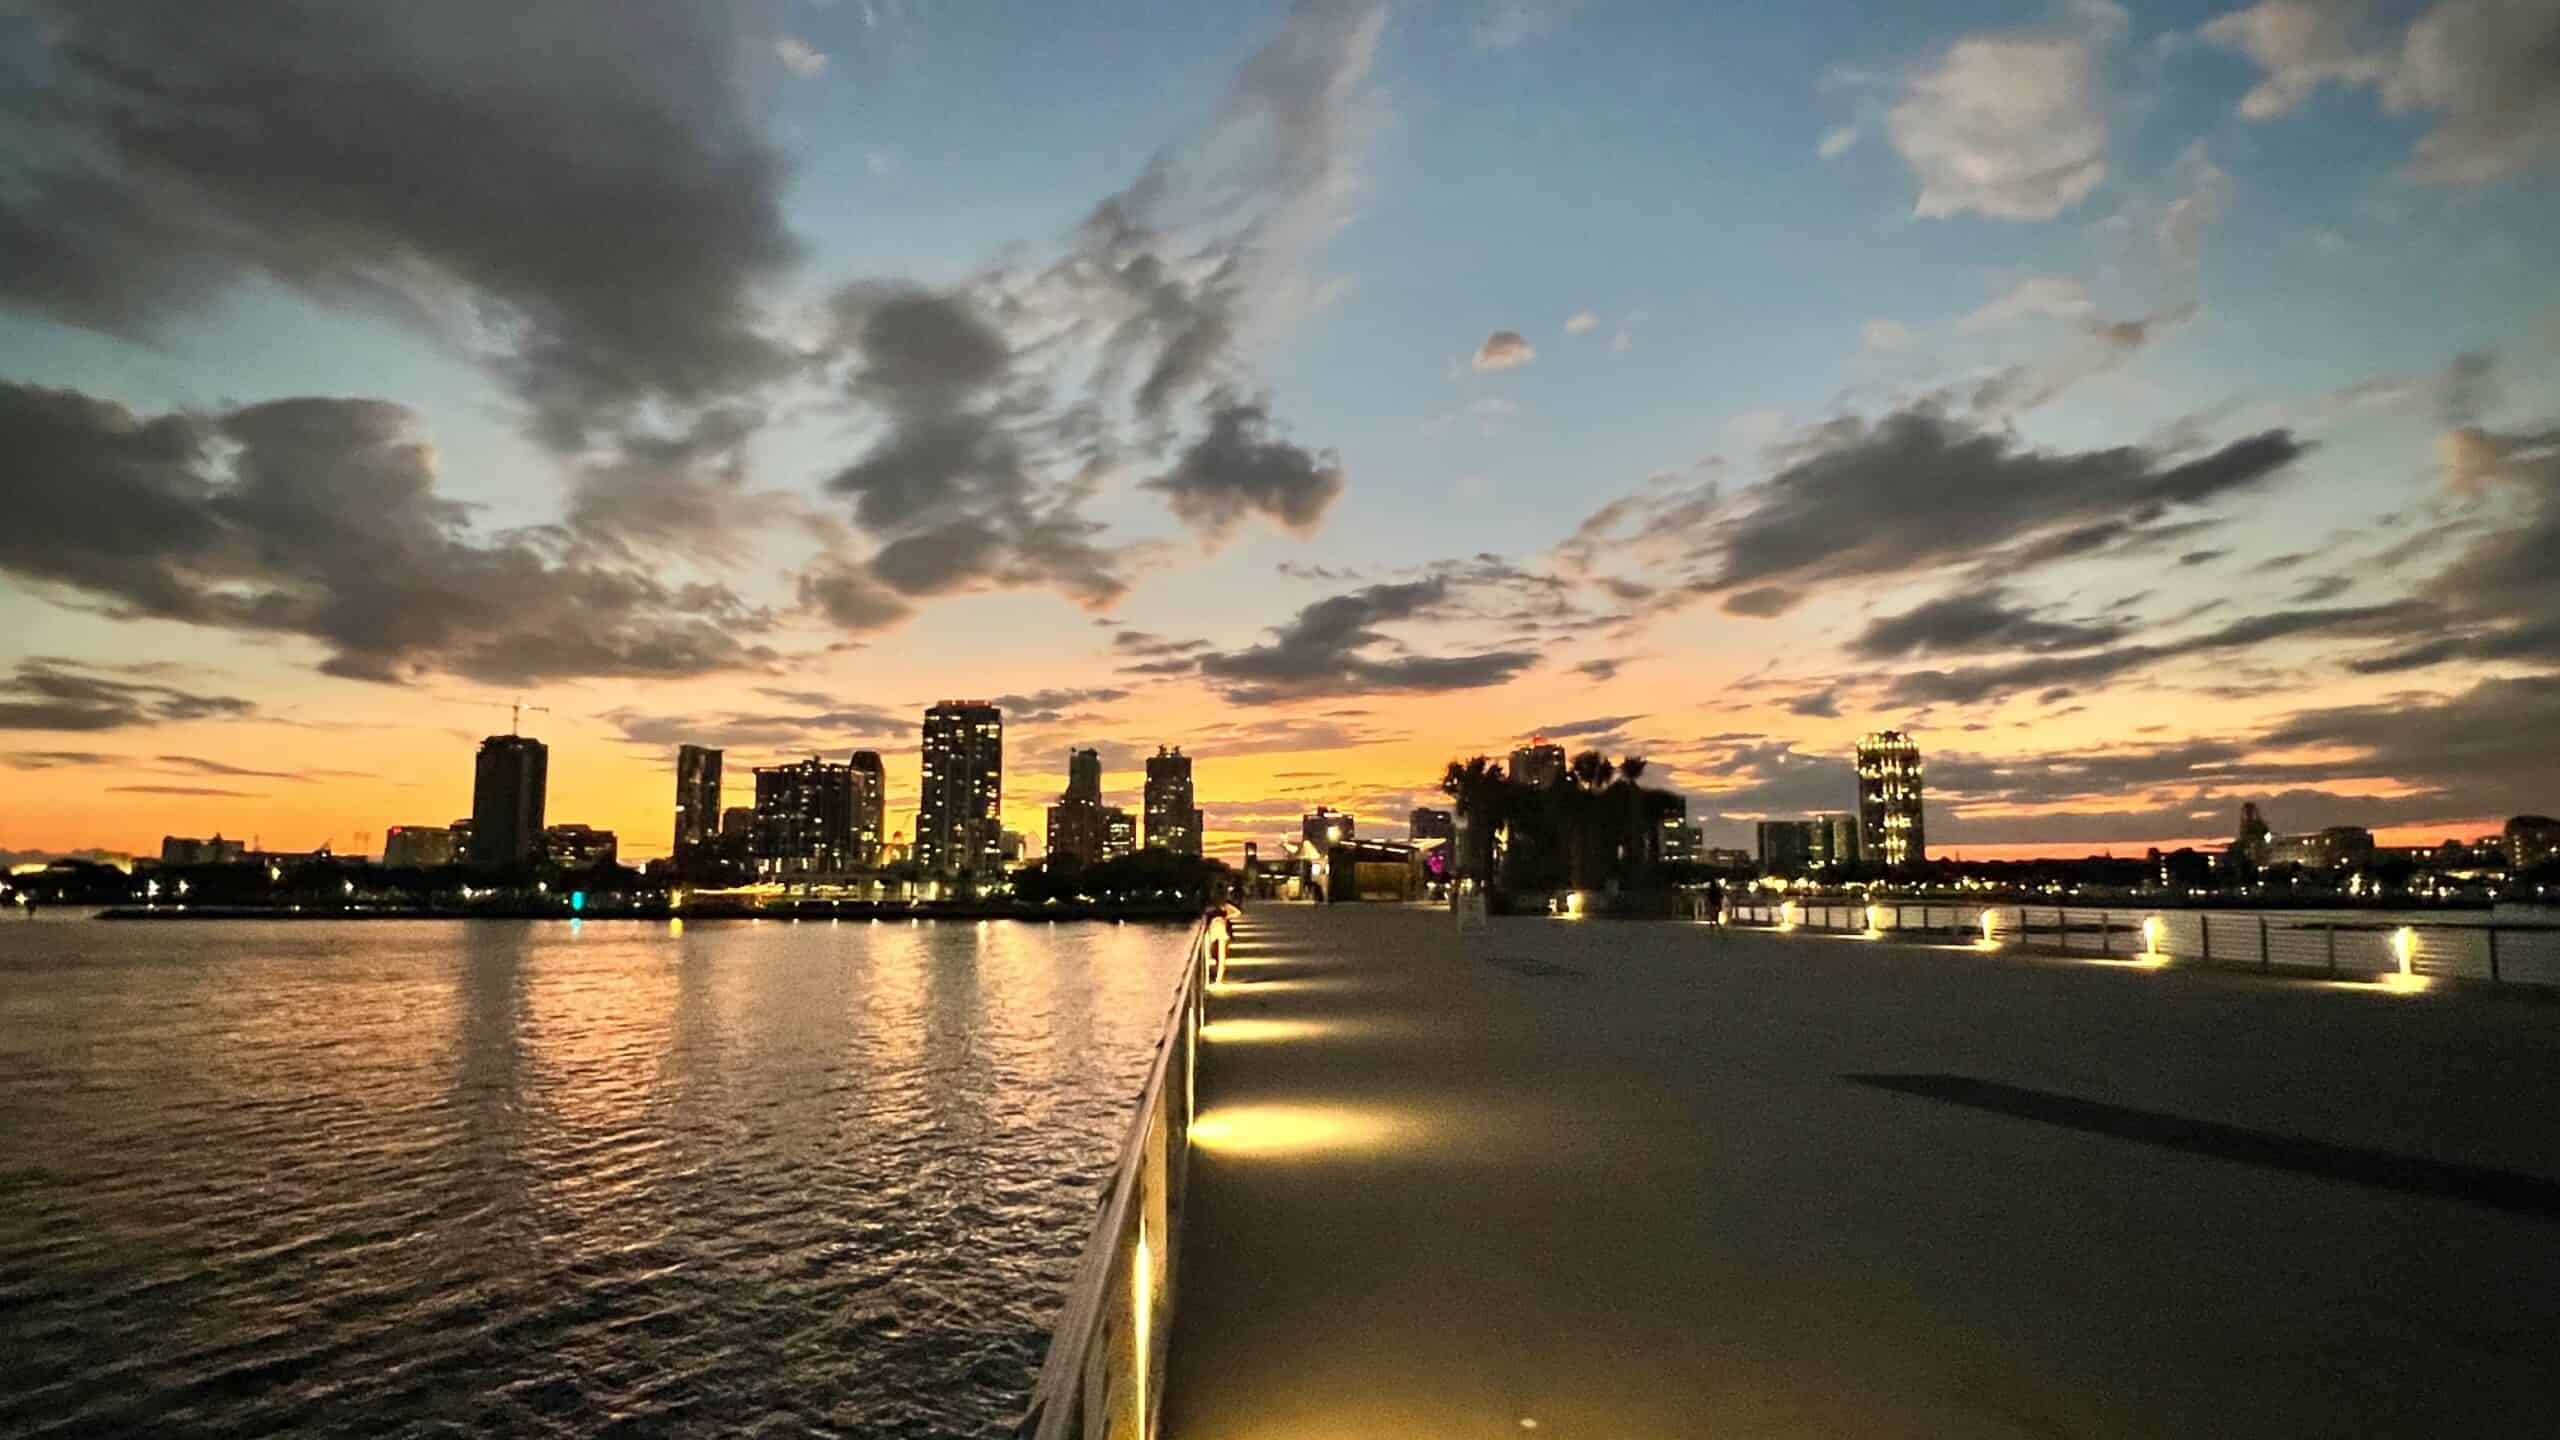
1203;899;1237;982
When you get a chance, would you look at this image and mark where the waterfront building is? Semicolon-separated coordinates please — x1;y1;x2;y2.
721;806;753;839
1809;812;1860;870
753;757;857;877
383;825;456;869
1000;830;1030;865
542;823;618;869
1657;799;1701;865
1509;740;1566;790
673;744;722;869
1303;807;1355;845
2266;826;2376;870
1104;808;1137;861
159;834;247;866
1409;807;1457;844
468;734;549;866
2507;815;2560;871
1700;847;1753;870
1144;746;1203;856
1854;731;1926;867
1757;819;1813;877
2230;802;2273;866
917;701;1003;874
850;751;886;866
1046;747;1110;866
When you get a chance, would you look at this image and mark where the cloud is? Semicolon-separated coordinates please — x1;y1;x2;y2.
564;405;771;564
2345;419;2560;672
1196;578;1539;703
990;688;1134;724
1784;688;1843;719
0;661;255;732
0;383;781;685
1472;331;1537;370
1956;277;2094;333
0;1;798;450
2203;0;2560;183
1564;309;1599;335
107;785;260;797
1861;319;1915;351
600;701;908;754
1883;602;2423;705
1474;0;1567;50
775;36;830;77
1575;657;1627;682
1884;5;2123;220
1144;396;1346;541
1850;589;2131;659
1818;125;1863;160
1694;408;2304;603
1529;715;1646;739
2158;142;2231;269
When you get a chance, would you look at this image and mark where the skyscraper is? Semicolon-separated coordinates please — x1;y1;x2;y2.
1409;807;1456;844
1509;740;1566;790
849;750;886;866
753;757;857;876
1103;808;1137;860
1046;746;1109;866
1809;811;1860;870
1756;819;1812;877
674;744;722;869
918;701;1003;874
469;733;548;866
1855;730;1926;867
1143;746;1202;856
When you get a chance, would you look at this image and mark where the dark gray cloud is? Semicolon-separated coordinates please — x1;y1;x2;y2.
1575;657;1628;682
0;660;255;732
107;784;259;797
1783;688;1842;719
990;688;1134;725
0;383;780;685
564;406;771;564
1196;578;1539;704
1849;589;2130;660
1472;330;1536;370
1528;715;1646;740
1145;396;1345;541
1113;631;1213;659
1883;602;2426;705
599;702;908;754
0;1;797;450
2343;422;2560;674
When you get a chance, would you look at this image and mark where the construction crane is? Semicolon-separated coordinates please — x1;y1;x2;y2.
510;701;548;736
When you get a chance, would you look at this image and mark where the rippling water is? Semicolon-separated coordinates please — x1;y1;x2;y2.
0;916;1188;1438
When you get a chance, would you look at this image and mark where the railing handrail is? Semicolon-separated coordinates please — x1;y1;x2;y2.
1018;913;1211;1439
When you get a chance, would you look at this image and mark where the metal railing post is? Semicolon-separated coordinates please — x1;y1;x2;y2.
2099;912;2111;956
2487;926;2501;983
2325;923;2337;977
2258;915;2270;974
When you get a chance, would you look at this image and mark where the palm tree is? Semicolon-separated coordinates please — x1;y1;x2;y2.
1440;756;1505;883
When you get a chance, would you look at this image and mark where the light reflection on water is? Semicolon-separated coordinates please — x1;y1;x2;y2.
0;917;1186;1438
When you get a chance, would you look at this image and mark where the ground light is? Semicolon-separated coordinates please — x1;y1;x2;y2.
2381;925;2431;992
1779;900;1800;932
1978;910;2001;951
1864;903;1885;938
2141;914;2166;960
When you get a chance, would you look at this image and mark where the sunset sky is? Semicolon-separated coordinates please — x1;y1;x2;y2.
4;0;2556;867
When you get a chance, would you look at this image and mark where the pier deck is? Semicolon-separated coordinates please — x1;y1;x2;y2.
1161;904;2560;1438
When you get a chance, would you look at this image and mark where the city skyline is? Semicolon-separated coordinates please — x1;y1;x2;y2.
5;1;2558;868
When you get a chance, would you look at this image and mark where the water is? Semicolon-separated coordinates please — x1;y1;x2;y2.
0;916;1189;1438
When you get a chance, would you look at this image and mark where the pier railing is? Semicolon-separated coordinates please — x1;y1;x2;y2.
1019;915;1213;1440
1726;902;2560;988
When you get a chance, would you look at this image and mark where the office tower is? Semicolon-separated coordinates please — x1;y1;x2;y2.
1653;797;1696;864
1046;747;1109;866
384;825;457;868
1303;807;1354;845
1508;740;1566;790
469;734;549;866
752;757;857;876
918;701;1003;874
1809;811;1860;870
1855;730;1926;867
674;744;722;868
1756;819;1813;877
1144;746;1203;856
543;824;618;868
2509;815;2560;871
1409;807;1456;844
1104;808;1136;860
849;750;886;866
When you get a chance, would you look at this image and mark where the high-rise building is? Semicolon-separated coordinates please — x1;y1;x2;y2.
674;744;722;869
2267;826;2375;870
1509;740;1566;790
918;701;1003;874
1303;807;1354;845
1104;808;1137;860
1654;797;1697;865
1809;812;1860;870
1047;747;1110;866
159;834;247;866
1757;819;1813;877
543;824;618;868
753;757;857;876
849;750;886;866
384;825;457;869
1409;807;1456;844
469;734;549;866
1855;731;1926;867
2502;815;2556;872
2231;802;2273;866
1144;746;1203;856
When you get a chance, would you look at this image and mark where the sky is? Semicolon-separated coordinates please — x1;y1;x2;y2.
3;0;2557;867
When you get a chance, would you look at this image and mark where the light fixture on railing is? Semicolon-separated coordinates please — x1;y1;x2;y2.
2380;925;2429;991
1978;910;1999;950
2142;915;2166;961
1864;903;1884;937
1779;899;1800;932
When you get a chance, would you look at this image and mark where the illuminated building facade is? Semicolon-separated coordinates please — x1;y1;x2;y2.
469;734;549;866
542;823;618;868
2266;826;2374;870
752;757;857;876
2507;814;2559;871
850;750;886;866
1757;819;1812;877
1104;808;1136;860
1855;731;1926;867
917;701;1004;874
1508;740;1566;790
1303;807;1354;845
1809;812;1860;870
383;826;456;869
1409;808;1456;844
1143;746;1203;856
674;744;722;869
1046;747;1110;866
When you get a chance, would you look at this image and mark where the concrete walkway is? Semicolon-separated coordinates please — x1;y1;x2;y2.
1160;904;2560;1439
